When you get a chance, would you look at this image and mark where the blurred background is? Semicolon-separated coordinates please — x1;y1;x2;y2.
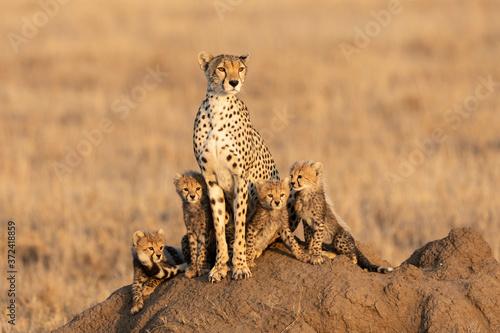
1;0;499;331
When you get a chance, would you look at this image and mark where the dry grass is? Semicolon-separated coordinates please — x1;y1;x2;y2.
0;0;499;331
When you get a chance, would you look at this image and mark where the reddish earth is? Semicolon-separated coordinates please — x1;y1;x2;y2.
55;228;500;332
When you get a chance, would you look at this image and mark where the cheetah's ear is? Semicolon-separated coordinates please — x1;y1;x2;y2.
198;51;214;71
173;173;182;185
239;54;250;64
157;229;164;236
255;180;264;190
313;162;323;176
133;231;145;246
282;177;290;186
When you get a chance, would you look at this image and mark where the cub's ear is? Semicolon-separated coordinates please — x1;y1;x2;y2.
173;173;182;185
157;229;164;236
198;51;214;70
255;180;264;190
239;54;250;64
282;177;290;186
133;231;145;246
313;162;323;175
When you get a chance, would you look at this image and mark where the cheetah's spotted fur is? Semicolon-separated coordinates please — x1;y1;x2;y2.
290;161;393;274
193;52;279;282
245;178;310;269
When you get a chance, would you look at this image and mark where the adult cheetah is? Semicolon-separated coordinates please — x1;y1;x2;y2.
193;51;279;282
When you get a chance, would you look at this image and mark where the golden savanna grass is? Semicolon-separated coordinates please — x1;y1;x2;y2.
1;0;499;331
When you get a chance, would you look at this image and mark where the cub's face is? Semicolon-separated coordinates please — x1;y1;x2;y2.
198;51;249;95
256;178;290;210
289;161;323;191
133;229;165;265
174;172;206;204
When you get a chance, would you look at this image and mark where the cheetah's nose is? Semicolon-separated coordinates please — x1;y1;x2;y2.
190;195;196;200
290;181;295;187
229;80;239;87
274;201;280;206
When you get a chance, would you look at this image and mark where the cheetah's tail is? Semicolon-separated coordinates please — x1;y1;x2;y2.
355;248;393;274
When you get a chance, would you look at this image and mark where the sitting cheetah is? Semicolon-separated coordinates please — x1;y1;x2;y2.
193;51;279;282
289;161;393;273
174;171;216;278
130;229;187;314
246;178;310;268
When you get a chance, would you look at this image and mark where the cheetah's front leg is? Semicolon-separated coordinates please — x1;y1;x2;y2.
185;230;198;279
280;226;310;263
232;178;251;279
131;273;146;315
196;233;211;276
303;222;314;250
245;224;257;268
309;218;325;265
206;180;230;283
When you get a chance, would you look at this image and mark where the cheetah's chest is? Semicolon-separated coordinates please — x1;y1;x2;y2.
196;97;248;193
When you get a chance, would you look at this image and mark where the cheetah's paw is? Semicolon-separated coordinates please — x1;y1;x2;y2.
197;267;211;277
208;264;229;283
296;253;311;263
130;304;142;315
185;266;197;279
232;265;252;280
309;254;324;265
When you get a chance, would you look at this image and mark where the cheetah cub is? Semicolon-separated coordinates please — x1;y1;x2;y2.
174;171;216;278
131;229;187;315
246;178;310;268
290;161;393;274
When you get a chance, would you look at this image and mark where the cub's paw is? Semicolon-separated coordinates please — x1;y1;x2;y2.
321;251;337;260
247;259;256;268
185;266;197;279
296;253;311;263
197;267;211;277
130;304;142;315
309;254;324;265
208;264;229;283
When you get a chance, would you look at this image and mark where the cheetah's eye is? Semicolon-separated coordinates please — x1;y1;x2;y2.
183;188;188;192
238;67;244;72
148;247;154;251
267;194;273;198
297;175;303;180
160;246;164;250
280;193;285;198
217;67;225;72
196;187;201;191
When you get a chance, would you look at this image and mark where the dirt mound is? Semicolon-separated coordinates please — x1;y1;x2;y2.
55;228;500;332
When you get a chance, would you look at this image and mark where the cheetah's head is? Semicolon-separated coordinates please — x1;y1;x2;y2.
255;178;290;210
132;229;165;265
198;51;250;95
174;171;207;204
289;161;323;191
